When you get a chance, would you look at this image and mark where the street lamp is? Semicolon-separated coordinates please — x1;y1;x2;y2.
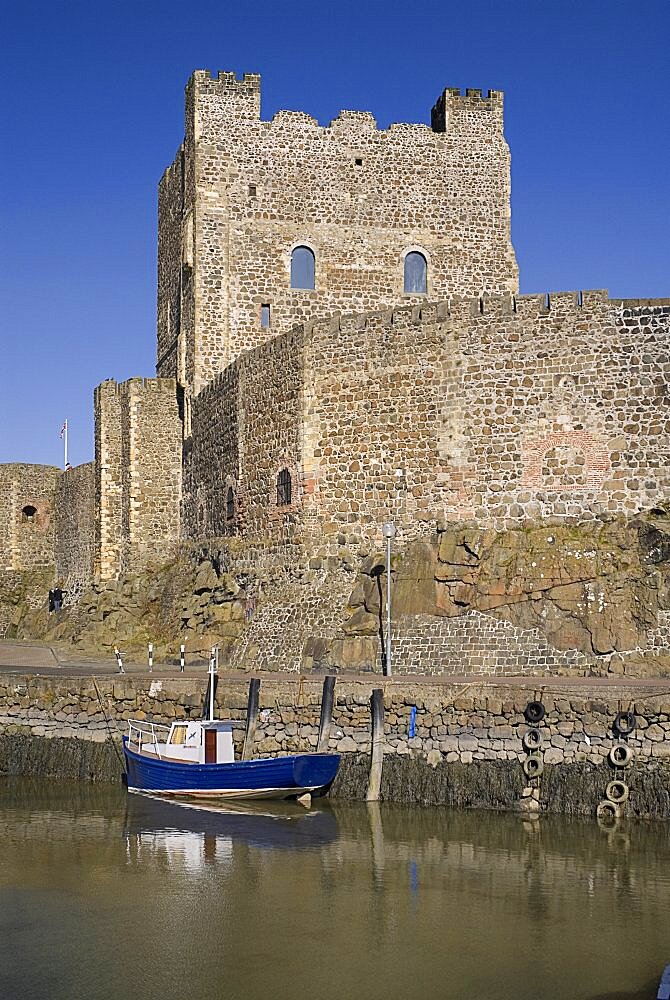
382;521;396;676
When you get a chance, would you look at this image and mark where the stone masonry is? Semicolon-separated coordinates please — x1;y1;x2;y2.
94;378;182;579
182;293;670;547
157;72;518;400
0;464;60;572
4;671;670;815
54;461;95;601
2;70;670;682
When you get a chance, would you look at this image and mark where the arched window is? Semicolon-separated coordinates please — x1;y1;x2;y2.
404;251;427;294
21;505;37;522
290;246;315;290
226;486;235;521
276;468;292;506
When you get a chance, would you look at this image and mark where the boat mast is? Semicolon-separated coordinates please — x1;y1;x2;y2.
208;646;218;722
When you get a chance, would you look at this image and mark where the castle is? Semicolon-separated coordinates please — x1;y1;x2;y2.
2;70;670;674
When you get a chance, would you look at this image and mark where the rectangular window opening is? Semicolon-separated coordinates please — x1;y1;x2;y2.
248;183;257;197
260;304;271;328
354;157;363;166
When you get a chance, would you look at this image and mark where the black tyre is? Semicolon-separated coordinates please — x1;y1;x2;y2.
524;701;546;724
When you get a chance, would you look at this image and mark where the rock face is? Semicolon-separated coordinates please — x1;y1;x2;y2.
6;512;670;677
8;549;250;663
343;511;670;664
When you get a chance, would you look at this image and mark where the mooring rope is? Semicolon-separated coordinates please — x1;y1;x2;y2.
92;676;126;772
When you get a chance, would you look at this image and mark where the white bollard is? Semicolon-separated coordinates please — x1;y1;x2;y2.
148;643;153;672
180;643;185;672
114;646;125;674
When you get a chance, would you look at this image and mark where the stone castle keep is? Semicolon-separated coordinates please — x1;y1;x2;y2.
2;70;670;675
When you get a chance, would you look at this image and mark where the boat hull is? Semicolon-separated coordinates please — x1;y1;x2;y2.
123;738;340;801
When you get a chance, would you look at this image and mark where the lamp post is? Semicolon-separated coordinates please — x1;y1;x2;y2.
382;521;396;676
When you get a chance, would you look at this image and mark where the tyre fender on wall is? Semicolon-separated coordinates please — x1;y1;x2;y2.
524;701;546;724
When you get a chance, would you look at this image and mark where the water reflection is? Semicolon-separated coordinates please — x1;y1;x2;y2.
0;776;666;1000
124;792;340;870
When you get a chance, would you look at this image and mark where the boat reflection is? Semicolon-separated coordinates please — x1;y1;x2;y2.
124;791;340;868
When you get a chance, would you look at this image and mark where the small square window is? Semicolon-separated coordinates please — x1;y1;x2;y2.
354;158;363;166
248;183;257;197
260;304;271;328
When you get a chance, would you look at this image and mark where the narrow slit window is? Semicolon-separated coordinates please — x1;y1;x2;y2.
260;304;271;328
290;246;315;290
226;486;235;521
404;251;427;294
277;468;292;506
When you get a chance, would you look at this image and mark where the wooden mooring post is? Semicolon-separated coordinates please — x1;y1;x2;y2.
242;677;261;761
317;676;337;753
366;688;385;802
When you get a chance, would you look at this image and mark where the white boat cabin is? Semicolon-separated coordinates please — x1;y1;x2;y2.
128;719;235;765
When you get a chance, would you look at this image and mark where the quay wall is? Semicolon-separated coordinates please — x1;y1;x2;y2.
2;673;670;816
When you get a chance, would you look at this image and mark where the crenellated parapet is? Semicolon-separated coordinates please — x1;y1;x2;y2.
158;69;519;395
431;86;504;133
187;69;261;121
295;289;670;337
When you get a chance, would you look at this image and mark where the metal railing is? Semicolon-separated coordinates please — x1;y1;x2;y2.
127;720;171;758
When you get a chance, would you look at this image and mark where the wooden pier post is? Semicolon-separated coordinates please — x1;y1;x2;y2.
242;677;261;761
317;676;336;753
367;800;386;888
366;688;385;802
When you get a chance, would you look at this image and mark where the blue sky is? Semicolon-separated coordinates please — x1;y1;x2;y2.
1;0;668;467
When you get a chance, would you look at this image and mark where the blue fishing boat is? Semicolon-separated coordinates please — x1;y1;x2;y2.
122;661;340;801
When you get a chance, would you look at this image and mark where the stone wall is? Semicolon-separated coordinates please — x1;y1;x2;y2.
0;463;59;571
158;71;518;397
182;294;670;562
54;462;95;599
182;328;306;541
94;378;182;579
305;293;670;538
2;672;670;816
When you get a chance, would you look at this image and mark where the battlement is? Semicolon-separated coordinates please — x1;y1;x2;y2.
95;377;177;399
0;462;61;476
187;70;501;139
277;288;669;344
271;110;319;128
192;69;261;91
431;87;504;133
187;69;261;121
611;297;670;313
267;107;433;139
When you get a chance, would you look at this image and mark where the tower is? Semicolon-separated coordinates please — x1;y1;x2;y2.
157;70;519;411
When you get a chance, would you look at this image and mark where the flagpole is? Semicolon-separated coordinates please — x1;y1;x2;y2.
63;419;68;469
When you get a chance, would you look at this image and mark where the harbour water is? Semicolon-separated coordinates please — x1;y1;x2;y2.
0;777;667;1000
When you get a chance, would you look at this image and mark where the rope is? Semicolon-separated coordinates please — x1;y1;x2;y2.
92;677;126;773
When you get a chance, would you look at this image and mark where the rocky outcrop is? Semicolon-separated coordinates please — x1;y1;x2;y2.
12;550;250;662
7;512;670;676
343;511;670;662
0;567;54;639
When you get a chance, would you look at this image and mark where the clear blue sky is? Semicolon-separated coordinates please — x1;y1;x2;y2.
1;0;668;468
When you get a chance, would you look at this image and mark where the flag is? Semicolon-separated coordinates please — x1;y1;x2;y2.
59;420;67;439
